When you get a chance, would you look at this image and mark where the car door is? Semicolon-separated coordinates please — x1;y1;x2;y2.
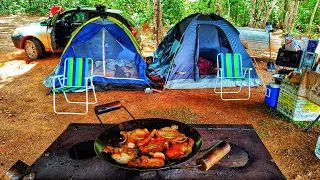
48;10;60;53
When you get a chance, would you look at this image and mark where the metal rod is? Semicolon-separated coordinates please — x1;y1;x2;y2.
96;113;106;129
122;105;136;120
269;32;272;61
304;115;320;133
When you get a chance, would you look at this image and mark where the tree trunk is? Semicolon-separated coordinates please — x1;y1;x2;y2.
283;0;293;33
213;0;223;15
235;1;239;23
255;0;265;27
249;0;257;27
29;0;32;5
227;0;230;19
277;0;286;29
242;0;245;25
153;0;163;45
289;0;300;34
260;0;277;29
307;0;320;34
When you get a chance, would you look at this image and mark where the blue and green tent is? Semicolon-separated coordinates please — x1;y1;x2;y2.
44;16;149;90
147;13;261;89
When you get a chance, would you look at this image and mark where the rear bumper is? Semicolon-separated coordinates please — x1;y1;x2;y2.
11;35;23;49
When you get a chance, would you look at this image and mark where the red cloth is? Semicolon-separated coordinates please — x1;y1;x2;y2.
48;6;64;17
198;57;216;75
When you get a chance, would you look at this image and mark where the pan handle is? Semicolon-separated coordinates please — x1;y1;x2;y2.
195;140;231;171
94;101;122;115
94;101;135;128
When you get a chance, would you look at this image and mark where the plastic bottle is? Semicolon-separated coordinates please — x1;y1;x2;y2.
315;136;320;159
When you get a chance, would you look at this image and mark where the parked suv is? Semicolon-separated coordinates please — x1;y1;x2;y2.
11;6;138;61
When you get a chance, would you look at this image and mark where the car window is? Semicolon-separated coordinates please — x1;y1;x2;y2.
72;12;85;23
59;11;85;24
59;12;72;24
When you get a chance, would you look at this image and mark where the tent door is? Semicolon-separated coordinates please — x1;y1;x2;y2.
196;24;229;79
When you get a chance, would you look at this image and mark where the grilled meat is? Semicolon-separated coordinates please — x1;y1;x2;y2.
102;125;194;168
102;146;137;164
128;128;151;144
128;155;165;168
156;125;187;142
165;138;194;159
139;137;169;154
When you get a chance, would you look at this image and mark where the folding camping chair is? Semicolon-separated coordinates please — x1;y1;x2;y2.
51;57;97;115
214;53;252;100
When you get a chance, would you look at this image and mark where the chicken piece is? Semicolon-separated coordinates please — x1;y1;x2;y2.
139;138;169;154
137;129;156;146
119;131;136;148
102;146;136;164
165;138;194;159
127;128;151;144
128;155;165;168
149;152;166;160
156;125;186;142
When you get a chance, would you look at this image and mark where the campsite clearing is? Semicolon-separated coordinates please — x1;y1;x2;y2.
0;14;319;179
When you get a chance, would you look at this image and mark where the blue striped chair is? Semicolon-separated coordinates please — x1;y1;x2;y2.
51;57;97;115
214;53;252;100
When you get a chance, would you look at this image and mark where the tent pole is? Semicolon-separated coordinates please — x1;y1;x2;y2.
102;29;106;76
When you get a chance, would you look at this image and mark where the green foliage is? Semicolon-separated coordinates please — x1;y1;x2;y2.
0;0;319;36
162;0;184;26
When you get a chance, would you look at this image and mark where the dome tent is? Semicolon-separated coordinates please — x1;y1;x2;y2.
147;13;261;89
44;16;149;90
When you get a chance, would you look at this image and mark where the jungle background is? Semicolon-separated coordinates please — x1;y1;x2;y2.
1;0;319;42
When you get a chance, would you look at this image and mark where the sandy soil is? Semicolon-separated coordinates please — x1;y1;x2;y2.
0;14;319;180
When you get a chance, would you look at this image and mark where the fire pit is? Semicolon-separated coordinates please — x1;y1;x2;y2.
5;122;285;179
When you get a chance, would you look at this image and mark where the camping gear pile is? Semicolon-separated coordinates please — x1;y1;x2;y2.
265;37;320;123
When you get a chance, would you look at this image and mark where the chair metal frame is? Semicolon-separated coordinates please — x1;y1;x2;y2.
51;57;97;115
214;53;252;100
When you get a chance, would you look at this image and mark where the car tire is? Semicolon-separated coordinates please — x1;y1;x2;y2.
24;39;43;61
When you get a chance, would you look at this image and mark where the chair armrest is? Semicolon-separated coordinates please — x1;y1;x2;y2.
50;74;64;80
243;68;252;70
51;75;65;88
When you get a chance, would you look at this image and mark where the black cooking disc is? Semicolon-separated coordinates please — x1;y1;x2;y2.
94;118;203;171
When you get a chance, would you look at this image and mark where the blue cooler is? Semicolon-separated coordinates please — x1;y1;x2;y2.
265;82;280;108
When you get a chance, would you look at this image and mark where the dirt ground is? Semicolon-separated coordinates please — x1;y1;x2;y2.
0;14;319;179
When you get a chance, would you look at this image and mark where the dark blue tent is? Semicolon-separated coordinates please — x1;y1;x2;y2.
44;17;149;90
147;13;261;89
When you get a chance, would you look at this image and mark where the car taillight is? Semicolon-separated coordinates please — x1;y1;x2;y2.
130;26;137;38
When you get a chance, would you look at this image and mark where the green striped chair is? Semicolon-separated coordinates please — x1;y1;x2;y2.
51;57;97;115
214;53;252;100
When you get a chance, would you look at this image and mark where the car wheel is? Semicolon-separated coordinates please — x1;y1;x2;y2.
24;39;43;61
